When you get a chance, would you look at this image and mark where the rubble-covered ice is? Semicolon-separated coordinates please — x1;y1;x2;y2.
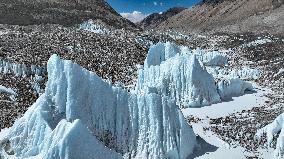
256;113;284;157
0;54;196;159
79;19;110;34
243;39;272;47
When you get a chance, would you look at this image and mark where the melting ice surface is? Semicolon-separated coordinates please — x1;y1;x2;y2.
0;42;255;159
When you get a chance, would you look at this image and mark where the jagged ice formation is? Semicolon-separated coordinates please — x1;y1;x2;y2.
256;113;284;157
137;42;221;108
0;54;196;159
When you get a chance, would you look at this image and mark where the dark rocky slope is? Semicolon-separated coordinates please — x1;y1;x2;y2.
139;7;186;30
0;0;137;29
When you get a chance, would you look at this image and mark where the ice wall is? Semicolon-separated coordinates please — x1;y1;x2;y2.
0;54;196;159
138;43;221;108
193;48;228;66
230;67;261;80
0;59;46;77
256;113;284;157
217;78;253;100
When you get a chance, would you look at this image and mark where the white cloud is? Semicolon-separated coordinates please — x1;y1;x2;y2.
160;2;163;6
120;11;148;23
153;1;158;6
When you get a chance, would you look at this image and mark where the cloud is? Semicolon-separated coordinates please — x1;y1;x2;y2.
120;11;148;23
153;1;158;6
160;2;163;6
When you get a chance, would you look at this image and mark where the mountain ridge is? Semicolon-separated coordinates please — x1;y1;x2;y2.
0;0;137;29
138;7;186;30
156;0;284;34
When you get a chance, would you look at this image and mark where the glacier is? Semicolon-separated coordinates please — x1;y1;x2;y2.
0;53;196;159
0;42;256;159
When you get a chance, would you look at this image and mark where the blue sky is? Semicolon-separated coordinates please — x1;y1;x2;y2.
106;0;200;22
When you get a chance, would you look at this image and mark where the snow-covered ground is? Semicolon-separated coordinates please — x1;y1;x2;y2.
182;84;271;158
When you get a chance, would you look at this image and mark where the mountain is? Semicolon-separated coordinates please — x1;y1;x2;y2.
138;7;186;30
156;0;284;34
0;0;136;29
